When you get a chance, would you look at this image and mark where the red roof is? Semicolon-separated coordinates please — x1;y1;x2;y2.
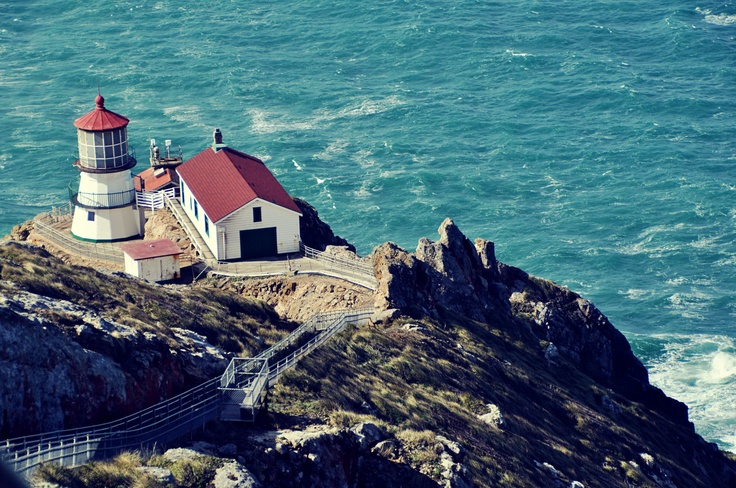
73;94;130;131
119;239;182;260
176;146;302;223
134;167;177;192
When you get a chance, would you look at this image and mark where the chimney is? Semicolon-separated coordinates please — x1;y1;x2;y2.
212;128;227;151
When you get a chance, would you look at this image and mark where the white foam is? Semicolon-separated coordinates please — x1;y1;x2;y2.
163;105;205;127
248;108;315;134
314;140;349;161
642;333;736;451
619;288;655;301
505;49;532;57
704;13;736;26
292;159;302;170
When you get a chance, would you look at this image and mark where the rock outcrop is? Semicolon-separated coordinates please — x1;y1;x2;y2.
237;423;469;488
294;198;355;252
372;218;691;427
0;285;228;439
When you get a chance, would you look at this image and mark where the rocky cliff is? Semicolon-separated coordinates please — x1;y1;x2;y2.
0;242;293;438
371;218;689;427
6;211;736;487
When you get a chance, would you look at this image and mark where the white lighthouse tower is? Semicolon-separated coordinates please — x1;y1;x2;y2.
69;94;143;242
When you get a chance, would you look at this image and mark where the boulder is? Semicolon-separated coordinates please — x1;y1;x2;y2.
350;422;386;449
213;461;260;488
478;404;505;428
136;466;175;484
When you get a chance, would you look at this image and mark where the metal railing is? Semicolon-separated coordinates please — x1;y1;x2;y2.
300;243;374;277
136;188;179;210
33;213;125;264
164;194;213;261
68;177;136;209
219;359;270;422
0;307;374;479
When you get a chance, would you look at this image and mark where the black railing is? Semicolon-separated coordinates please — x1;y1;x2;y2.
68;180;136;209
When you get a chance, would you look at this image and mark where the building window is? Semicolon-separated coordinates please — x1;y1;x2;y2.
253;206;262;222
204;215;209;236
87;211;95;221
180;183;185;202
193;200;199;220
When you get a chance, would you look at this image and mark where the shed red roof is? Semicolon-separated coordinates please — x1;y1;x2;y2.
176;146;301;223
133;167;177;192
119;239;182;260
73;94;130;131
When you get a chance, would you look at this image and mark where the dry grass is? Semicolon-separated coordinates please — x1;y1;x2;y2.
0;242;294;357
267;312;735;488
34;450;223;488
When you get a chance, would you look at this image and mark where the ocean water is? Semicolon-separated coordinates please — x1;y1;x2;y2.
1;0;735;450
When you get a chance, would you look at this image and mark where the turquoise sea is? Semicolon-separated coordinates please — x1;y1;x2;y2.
2;1;735;450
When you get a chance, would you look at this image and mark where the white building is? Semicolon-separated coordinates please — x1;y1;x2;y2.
176;129;302;261
119;239;182;282
70;94;144;242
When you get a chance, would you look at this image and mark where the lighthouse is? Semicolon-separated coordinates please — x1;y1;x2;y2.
69;94;143;242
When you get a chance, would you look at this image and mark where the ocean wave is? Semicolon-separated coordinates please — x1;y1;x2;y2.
162;105;205;128
704;13;736;26
634;333;736;451
314;140;349;161
248;108;316;134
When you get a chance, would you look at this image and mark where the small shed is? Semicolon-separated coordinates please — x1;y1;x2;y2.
119;239;183;282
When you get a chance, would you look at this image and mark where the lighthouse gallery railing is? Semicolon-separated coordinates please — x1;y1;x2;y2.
68;178;136;209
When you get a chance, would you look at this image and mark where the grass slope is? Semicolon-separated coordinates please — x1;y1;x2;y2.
268;314;732;487
0;242;293;357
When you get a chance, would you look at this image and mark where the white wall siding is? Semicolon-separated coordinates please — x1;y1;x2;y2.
124;255;180;282
218;199;300;260
178;177;300;260
71;206;143;242
179;179;222;259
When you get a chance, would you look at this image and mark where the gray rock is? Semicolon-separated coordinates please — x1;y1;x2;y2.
162;447;204;462
371;439;399;459
436;435;465;461
350;422;386;449
370;308;401;324
219;443;238;457
401;322;426;331
478;403;504;428
600;394;621;417
213;461;260;488
191;441;217;455
136;466;175;484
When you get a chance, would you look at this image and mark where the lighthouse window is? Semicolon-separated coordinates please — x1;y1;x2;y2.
87;211;95;222
94;132;104;145
113;130;121;144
